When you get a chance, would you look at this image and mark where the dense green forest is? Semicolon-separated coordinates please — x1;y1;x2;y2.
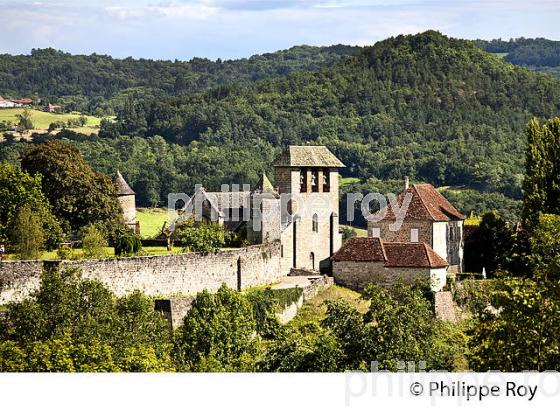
2;31;560;223
475;37;560;76
0;45;358;115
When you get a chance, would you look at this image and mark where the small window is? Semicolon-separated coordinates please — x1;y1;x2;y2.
312;214;319;232
411;228;419;243
371;227;381;238
281;245;284;258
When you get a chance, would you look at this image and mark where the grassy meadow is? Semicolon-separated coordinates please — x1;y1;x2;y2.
136;208;169;238
0;108;102;130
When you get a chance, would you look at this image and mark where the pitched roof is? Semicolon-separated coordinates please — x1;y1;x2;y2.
273;145;345;168
115;171;135;195
331;237;448;268
371;183;465;222
383;242;448;268
253;173;276;194
331;237;386;262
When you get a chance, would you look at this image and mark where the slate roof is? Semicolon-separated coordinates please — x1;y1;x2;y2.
371;183;465;222
273;146;345;168
331;237;448;268
115;171;135;195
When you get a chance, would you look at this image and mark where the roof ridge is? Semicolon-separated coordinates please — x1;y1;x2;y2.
422;242;432;266
412;184;437;220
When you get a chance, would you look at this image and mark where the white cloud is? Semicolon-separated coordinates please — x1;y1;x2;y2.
0;0;558;59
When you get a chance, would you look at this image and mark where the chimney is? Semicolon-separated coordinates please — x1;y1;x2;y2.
404;176;410;191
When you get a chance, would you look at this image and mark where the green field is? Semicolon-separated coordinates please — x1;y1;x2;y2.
137;208;169;238
340;177;360;185
0;108;102;130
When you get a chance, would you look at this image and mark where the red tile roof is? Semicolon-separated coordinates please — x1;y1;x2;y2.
332;237;448;268
372;183;465;222
331;237;386;262
383;242;448;268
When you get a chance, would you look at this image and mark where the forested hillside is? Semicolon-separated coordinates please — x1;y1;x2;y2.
2;31;560;223
0;45;358;115
475;37;560;76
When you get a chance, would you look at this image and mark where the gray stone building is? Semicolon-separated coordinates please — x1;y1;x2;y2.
367;177;465;273
331;237;448;291
182;146;345;275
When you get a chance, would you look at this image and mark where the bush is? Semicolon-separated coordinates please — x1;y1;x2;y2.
11;205;45;260
179;222;226;254
56;246;75;260
82;225;108;259
114;232;142;257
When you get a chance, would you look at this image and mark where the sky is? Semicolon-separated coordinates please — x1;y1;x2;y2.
0;0;559;60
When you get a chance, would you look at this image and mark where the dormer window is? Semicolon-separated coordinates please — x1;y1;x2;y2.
411;228;419;243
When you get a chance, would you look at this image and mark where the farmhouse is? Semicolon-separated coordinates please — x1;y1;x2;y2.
367;177;465;273
0;95;19;108
331;237;448;291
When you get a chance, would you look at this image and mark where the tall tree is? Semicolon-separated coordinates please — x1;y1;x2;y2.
20;140;124;237
0;161;62;250
11;205;45;259
523;118;560;229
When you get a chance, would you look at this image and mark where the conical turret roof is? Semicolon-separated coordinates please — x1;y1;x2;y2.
115;170;135;196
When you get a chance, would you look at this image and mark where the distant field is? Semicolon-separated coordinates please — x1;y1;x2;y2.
0;108;102;130
493;52;509;59
340;177;360;185
137;208;169;238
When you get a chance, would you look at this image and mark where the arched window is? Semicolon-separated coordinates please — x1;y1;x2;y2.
312;214;319;232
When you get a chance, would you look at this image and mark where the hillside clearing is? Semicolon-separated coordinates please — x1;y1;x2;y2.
0;108;102;129
290;285;369;328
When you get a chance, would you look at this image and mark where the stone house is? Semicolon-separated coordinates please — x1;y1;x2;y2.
331;237;448;291
367;177;465;273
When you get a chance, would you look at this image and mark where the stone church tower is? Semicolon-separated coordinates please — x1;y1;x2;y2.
273;146;345;273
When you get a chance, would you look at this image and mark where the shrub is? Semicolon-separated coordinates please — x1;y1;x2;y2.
11;205;45;260
82;225;108;259
56;246;75;260
114;232;142;257
179;222;226;254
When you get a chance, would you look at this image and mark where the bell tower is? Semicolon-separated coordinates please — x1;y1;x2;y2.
273;146;345;272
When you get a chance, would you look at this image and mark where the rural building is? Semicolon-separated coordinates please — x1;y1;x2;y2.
0;96;19;108
10;98;32;105
331;237;448;291
367;177;465;273
115;171;139;233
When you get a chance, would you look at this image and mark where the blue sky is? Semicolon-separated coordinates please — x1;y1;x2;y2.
1;0;558;60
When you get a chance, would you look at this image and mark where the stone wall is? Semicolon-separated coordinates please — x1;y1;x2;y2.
368;220;434;245
434;291;466;323
332;260;434;291
0;242;282;305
